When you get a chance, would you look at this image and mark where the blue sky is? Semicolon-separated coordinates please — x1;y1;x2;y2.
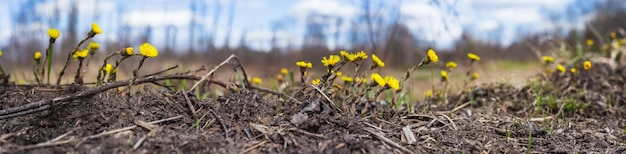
0;0;599;51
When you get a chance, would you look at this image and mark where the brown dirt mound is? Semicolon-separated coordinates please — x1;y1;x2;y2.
2;64;626;153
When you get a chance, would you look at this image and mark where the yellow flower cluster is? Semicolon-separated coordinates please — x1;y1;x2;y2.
139;43;158;58
371;54;385;68
73;49;89;60
340;51;368;62
34;51;42;60
321;55;340;67
296;61;312;68
48;28;60;39
467;53;480;61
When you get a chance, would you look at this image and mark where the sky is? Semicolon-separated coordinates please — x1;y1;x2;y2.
0;0;599;51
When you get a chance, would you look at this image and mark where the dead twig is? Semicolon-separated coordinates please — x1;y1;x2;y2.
189;54;249;92
310;84;342;112
16;115;182;150
363;127;414;154
182;91;198;119
239;140;268;154
208;108;229;138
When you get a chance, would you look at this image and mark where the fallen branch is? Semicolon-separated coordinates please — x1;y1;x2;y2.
0;74;201;119
15;115;182;151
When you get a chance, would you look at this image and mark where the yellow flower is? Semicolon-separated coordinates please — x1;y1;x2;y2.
103;63;113;74
276;74;283;81
341;76;353;82
610;32;617;39
88;41;99;50
440;70;448;81
280;68;289;75
0;50;2;57
336;71;342;76
586;39;594;46
312;78;321;85
321;55;340;67
139;43;158;58
353;51;368;61
371;54;385;68
91;23;103;34
34;51;42;60
356;77;367;84
446;61;457;69
73;49;89;60
48;28;60;39
333;84;342;90
252;77;262;85
123;47;134;56
618;39;625;45
427;49;438;63
583;61;591;70
556;64;566;73
384;76;400;91
570;68;577;74
370;73;385;87
467;53;480;61
472;72;479;80
296;61;312;68
542;56;554;63
425;90;433;98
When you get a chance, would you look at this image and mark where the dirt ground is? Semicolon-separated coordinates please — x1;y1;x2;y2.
1;64;626;153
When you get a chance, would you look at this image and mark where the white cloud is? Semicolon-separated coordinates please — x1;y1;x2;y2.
122;10;211;28
35;0;115;18
289;0;357;20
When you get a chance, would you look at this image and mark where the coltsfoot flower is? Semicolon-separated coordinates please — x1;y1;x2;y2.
34;51;42;61
48;28;60;39
556;64;566;73
371;54;385;68
252;77;262;85
446;61;457;70
425;90;433;98
342;76;353;82
586;39;594;46
122;47;134;56
570;68;577;74
440;70;448;81
583;61;592;70
139;43;158;58
321;55;340;67
384;76;400;91
542;56;554;63
103;63;113;74
371;73;385;87
296;61;312;68
467;53;480;61
312;78;321;85
73;49;89;60
91;23;103;34
88;41;100;50
426;49;438;63
472;72;479;80
281;68;289;75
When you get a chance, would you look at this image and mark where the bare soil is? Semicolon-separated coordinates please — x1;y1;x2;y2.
1;64;626;153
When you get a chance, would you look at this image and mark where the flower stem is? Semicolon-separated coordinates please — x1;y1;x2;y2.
56;35;92;86
74;59;84;85
44;42;54;85
129;57;147;94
